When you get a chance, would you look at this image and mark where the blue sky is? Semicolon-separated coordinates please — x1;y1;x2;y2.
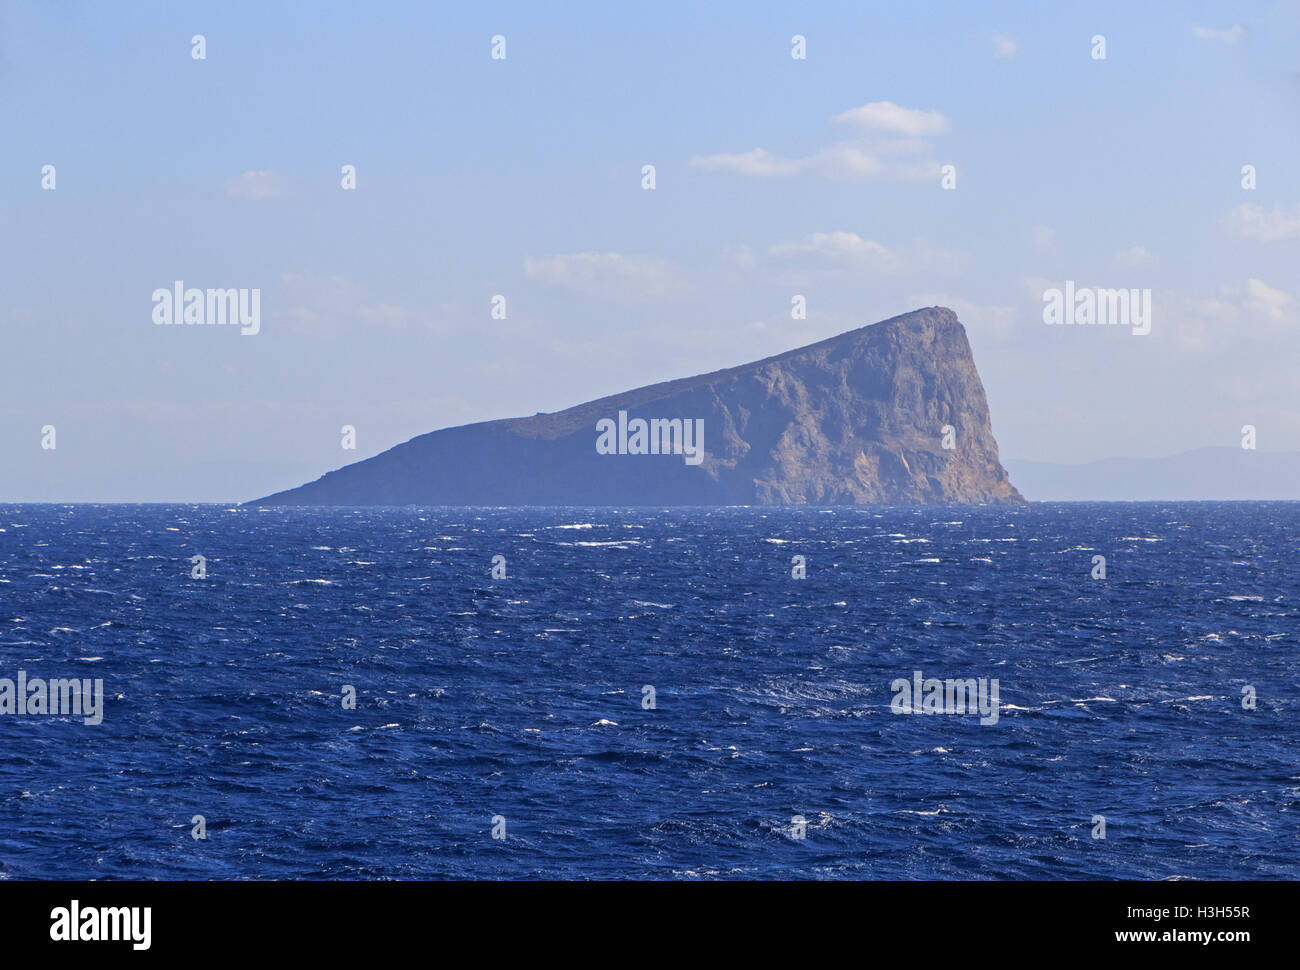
2;0;1298;500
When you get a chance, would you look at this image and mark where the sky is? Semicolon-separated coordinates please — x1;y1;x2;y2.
1;0;1298;501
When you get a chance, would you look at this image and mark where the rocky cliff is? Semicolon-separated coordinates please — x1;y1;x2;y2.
249;306;1024;506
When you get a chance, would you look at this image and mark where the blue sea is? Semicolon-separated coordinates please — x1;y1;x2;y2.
0;503;1296;880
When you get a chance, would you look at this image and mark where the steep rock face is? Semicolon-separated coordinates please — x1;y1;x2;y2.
250;307;1024;506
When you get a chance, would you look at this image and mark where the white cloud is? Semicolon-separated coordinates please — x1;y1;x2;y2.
830;101;950;136
1192;24;1249;45
767;231;898;271
523;252;693;303
356;303;419;328
721;244;757;271
691;101;948;181
690;144;938;180
814;143;940;179
279;273;452;334
1029;225;1056;253
990;34;1018;60
691;144;935;180
1242;278;1294;322
223;169;284;201
1223;203;1300;242
690;148;802;177
760;232;965;283
1177;278;1296;350
1021;275;1057;301
1114;245;1155;267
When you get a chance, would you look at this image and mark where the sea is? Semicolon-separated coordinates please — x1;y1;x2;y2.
0;503;1296;880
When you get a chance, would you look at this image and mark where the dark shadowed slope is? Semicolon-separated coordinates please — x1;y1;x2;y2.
249;306;1024;506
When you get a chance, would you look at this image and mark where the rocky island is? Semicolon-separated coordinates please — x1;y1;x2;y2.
249;306;1024;506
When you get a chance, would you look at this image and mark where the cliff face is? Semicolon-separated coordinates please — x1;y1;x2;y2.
250;307;1024;506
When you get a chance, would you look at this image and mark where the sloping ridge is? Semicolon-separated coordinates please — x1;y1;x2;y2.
249;306;1025;506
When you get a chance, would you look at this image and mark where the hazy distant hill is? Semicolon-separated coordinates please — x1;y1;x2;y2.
1006;448;1300;501
250;307;1023;506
